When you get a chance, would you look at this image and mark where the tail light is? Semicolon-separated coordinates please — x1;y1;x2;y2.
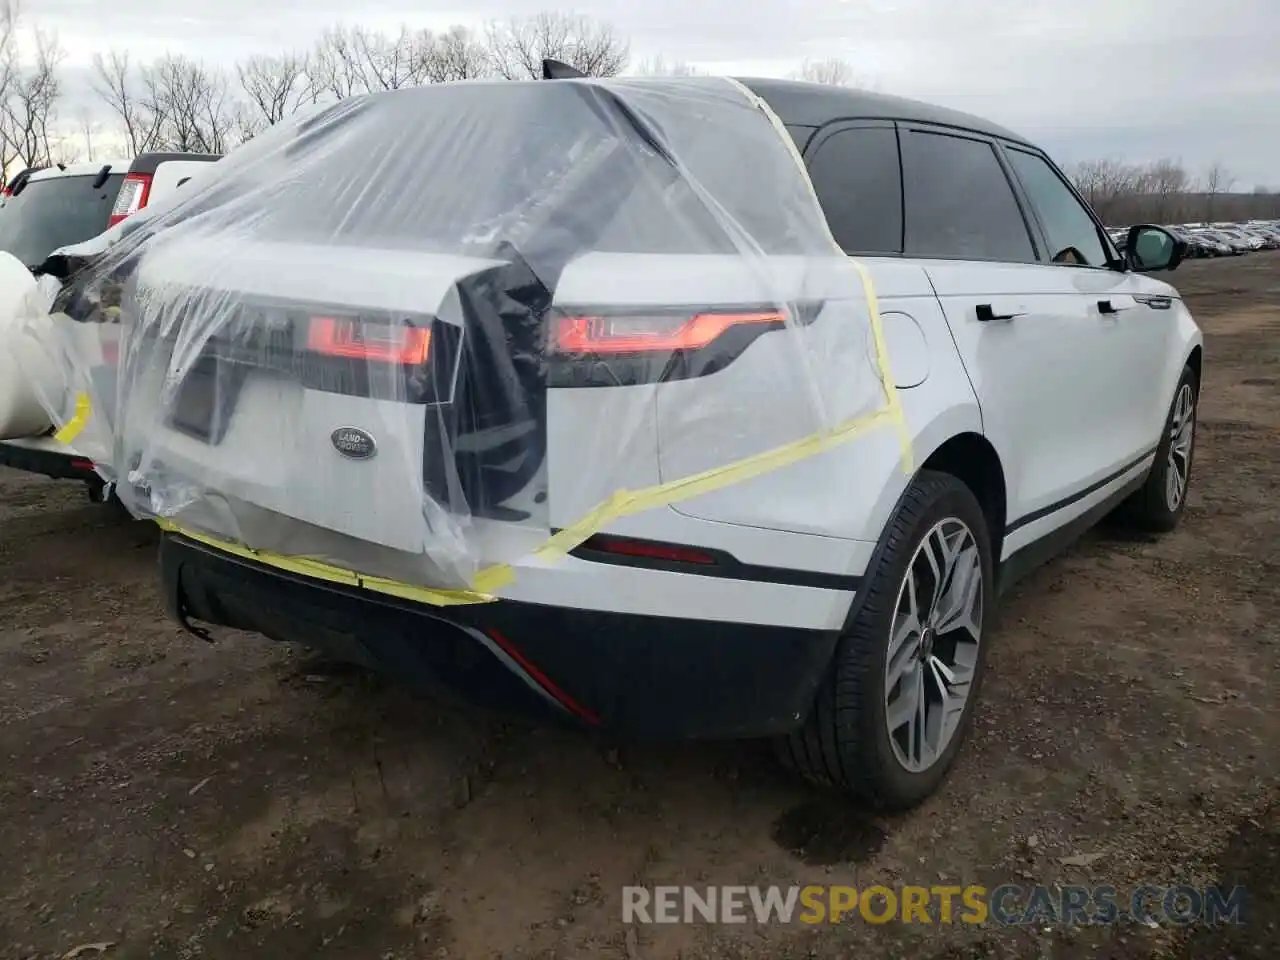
107;173;153;227
306;316;431;364
553;310;783;355
548;308;788;387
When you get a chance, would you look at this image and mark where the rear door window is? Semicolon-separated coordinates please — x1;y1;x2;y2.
900;129;1036;263
806;124;903;255
0;174;125;267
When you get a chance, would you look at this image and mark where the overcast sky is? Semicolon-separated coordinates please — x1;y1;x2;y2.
26;0;1280;188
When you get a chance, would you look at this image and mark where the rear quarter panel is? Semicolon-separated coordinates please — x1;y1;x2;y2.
647;259;983;551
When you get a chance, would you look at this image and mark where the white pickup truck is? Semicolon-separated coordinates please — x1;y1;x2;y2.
0;152;220;499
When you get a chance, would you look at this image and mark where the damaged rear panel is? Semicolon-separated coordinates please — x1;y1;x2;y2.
24;76;900;596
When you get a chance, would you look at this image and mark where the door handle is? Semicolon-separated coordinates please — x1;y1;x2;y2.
975;303;1027;323
1097;296;1137;315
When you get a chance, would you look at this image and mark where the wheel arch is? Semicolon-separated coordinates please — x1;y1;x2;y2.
918;432;1008;562
1186;344;1203;388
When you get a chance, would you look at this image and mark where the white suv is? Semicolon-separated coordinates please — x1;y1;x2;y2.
61;77;1201;809
0;153;220;494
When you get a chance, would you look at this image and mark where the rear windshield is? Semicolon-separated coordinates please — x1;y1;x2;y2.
0;174;125;267
184;82;818;258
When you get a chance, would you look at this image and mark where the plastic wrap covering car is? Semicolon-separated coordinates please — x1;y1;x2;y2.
24;76;906;598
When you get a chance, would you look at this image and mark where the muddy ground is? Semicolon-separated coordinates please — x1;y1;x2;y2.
1;253;1277;960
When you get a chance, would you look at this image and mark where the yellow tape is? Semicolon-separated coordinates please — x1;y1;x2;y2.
157;81;915;608
159;404;899;608
54;392;93;445
850;258;915;475
155;518;503;606
721;76;913;476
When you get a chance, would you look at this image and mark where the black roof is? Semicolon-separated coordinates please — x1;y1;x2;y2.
129;152;221;175
737;77;1031;146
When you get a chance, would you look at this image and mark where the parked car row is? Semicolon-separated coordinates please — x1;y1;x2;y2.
0;71;1204;810
1108;220;1280;258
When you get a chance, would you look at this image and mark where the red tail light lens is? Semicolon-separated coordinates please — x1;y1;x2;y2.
553;311;784;355
108;173;153;227
307;316;431;364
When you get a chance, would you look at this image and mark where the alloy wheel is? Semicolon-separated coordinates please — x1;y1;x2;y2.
1165;383;1196;511
884;518;983;773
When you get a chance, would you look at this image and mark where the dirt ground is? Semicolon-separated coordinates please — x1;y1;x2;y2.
1;253;1277;960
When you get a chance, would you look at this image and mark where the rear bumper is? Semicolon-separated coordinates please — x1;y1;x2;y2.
0;438;98;483
159;533;841;739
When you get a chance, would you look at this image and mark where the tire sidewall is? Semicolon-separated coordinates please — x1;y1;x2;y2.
1146;366;1200;525
845;474;995;805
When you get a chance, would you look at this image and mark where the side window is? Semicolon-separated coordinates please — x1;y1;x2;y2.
1005;149;1110;267
901;130;1036;263
805;125;903;255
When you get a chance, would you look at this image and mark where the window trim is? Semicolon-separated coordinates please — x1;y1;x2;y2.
784;123;818;155
802;118;905;257
896;123;1044;265
997;142;1125;271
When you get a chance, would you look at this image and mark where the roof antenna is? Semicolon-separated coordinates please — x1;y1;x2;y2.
542;58;585;80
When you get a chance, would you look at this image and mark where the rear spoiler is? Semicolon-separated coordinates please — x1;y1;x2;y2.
3;166;47;198
541;58;586;80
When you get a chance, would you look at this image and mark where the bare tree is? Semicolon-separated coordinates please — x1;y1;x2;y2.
1144;157;1189;221
0;0;15;103
630;55;703;77
790;57;865;87
0;22;63;170
307;24;492;93
237;51;317;128
308;27;365;101
1067;157;1143;223
1201;161;1233;222
142;54;239;154
92;49;166;154
306;24;437;98
485;12;628;80
76;109;98;161
423;25;492;82
0;0;18;176
348;25;433;90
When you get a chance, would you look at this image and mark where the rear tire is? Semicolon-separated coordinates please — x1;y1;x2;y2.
1116;364;1198;533
776;470;994;811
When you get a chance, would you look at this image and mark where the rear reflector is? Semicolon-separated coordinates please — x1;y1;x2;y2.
553;311;783;354
307;317;431;364
107;173;153;227
581;534;717;565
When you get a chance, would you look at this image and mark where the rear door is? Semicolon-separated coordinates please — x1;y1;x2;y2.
900;125;1128;553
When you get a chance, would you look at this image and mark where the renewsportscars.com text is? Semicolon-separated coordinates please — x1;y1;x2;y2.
622;884;1246;926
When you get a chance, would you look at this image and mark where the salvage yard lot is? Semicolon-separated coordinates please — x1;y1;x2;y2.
1;254;1278;960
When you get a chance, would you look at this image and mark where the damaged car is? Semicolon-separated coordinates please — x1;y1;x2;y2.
32;70;1202;809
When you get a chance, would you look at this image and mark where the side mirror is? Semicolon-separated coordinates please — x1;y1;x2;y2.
1126;224;1184;273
